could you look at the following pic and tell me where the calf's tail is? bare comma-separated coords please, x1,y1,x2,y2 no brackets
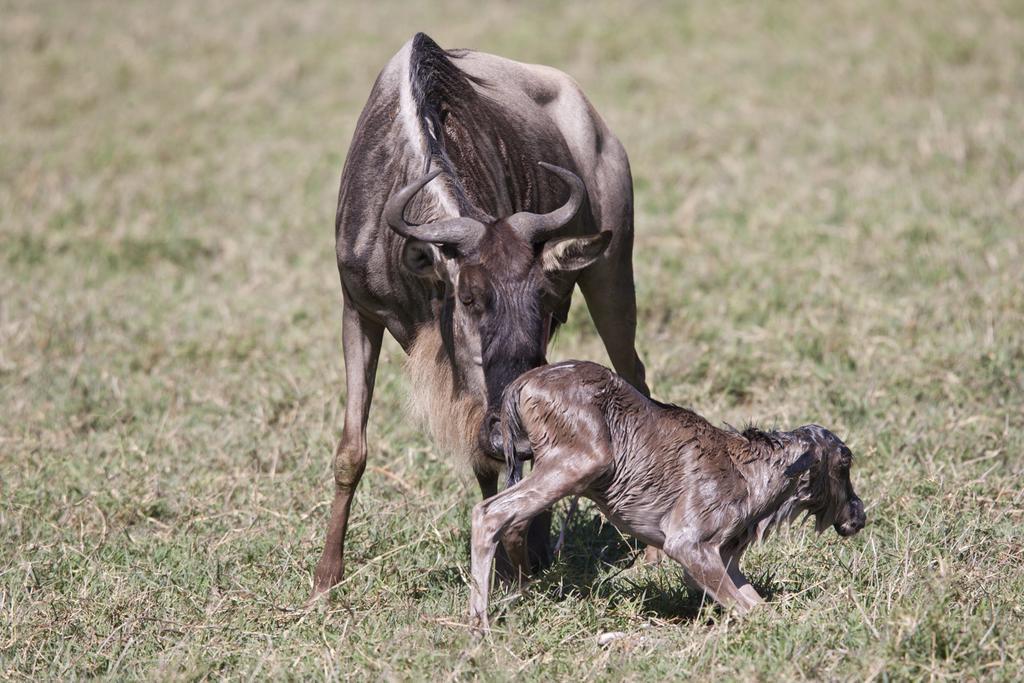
499,378,531,489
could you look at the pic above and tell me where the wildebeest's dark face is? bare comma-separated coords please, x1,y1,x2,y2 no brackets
788,425,866,537
448,224,610,415
384,163,610,454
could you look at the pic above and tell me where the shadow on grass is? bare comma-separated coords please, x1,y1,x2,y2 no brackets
488,508,787,624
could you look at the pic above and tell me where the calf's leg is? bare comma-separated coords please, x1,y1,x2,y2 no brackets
475,466,522,583
643,545,668,565
470,450,607,630
663,537,753,614
475,464,549,583
470,479,572,630
721,544,764,610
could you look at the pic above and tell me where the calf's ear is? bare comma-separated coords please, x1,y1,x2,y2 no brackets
402,240,446,281
784,440,818,477
784,451,816,477
541,231,611,274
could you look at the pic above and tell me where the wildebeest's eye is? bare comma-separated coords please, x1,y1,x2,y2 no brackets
458,289,474,306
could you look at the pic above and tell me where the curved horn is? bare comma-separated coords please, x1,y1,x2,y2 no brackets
383,169,484,248
508,162,586,243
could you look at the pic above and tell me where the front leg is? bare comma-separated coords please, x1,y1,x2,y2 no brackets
578,251,648,397
578,202,655,561
577,157,649,399
663,536,753,614
643,545,667,565
721,543,764,610
312,301,384,597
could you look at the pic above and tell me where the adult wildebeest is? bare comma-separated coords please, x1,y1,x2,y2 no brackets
313,33,649,596
469,361,866,629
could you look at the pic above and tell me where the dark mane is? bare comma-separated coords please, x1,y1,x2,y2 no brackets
408,33,551,222
409,33,488,217
740,423,784,448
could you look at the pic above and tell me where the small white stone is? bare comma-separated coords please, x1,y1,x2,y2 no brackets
597,631,627,646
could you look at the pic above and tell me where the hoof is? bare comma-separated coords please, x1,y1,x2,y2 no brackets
311,559,344,602
305,584,333,608
305,579,338,607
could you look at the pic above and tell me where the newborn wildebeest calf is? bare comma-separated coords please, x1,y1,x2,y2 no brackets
469,361,866,629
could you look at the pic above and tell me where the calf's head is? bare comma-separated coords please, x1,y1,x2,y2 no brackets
384,162,610,453
784,425,866,537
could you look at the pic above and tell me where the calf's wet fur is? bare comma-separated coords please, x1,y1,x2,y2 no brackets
469,361,866,630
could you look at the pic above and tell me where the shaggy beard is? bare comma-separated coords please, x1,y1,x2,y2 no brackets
755,497,830,543
405,326,487,466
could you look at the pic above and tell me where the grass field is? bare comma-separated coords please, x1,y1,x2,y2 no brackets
3,0,1023,679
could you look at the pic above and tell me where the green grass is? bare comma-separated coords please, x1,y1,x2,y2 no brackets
2,0,1023,679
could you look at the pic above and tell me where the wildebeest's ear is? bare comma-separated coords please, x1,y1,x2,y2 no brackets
402,240,445,281
541,231,611,274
